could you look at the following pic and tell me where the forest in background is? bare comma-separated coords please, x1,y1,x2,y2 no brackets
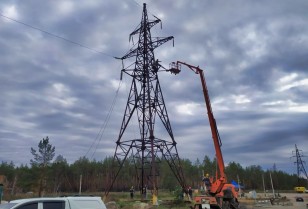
0,137,306,198
0,154,305,197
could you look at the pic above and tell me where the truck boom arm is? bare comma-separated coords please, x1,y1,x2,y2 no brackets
170,61,227,192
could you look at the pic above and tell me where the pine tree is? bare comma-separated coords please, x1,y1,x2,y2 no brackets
30,136,55,196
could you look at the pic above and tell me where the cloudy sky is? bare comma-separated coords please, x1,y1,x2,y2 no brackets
1,0,307,175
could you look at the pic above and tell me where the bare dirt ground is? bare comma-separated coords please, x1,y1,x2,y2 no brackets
239,193,308,209
2,193,307,209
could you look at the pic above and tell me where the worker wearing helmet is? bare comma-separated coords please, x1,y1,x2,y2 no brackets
202,173,211,194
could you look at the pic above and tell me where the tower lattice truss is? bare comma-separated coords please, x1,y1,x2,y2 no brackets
105,4,186,195
294,144,308,185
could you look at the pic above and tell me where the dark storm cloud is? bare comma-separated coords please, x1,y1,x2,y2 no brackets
0,0,307,175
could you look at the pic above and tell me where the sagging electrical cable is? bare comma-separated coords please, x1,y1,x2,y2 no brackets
0,12,116,58
85,78,123,159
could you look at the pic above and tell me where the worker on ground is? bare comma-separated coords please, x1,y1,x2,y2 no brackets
152,187,158,206
202,173,211,194
188,186,193,201
143,185,147,200
182,187,188,200
129,186,134,199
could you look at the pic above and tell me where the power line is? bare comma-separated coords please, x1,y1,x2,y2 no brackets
0,12,116,58
131,0,142,7
85,79,123,159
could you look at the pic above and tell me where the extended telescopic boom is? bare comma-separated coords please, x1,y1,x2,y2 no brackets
169,61,226,184
169,61,239,209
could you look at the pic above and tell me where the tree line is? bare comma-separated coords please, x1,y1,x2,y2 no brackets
0,137,304,197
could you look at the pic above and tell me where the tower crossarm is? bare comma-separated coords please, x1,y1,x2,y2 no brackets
152,36,174,49
129,18,161,38
120,48,138,60
119,36,173,60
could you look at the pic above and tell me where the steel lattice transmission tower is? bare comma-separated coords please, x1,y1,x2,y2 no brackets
105,3,186,196
293,144,308,186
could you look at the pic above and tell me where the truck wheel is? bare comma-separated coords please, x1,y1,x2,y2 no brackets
222,201,230,209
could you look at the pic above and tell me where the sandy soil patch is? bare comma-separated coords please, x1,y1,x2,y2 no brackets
239,193,308,209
